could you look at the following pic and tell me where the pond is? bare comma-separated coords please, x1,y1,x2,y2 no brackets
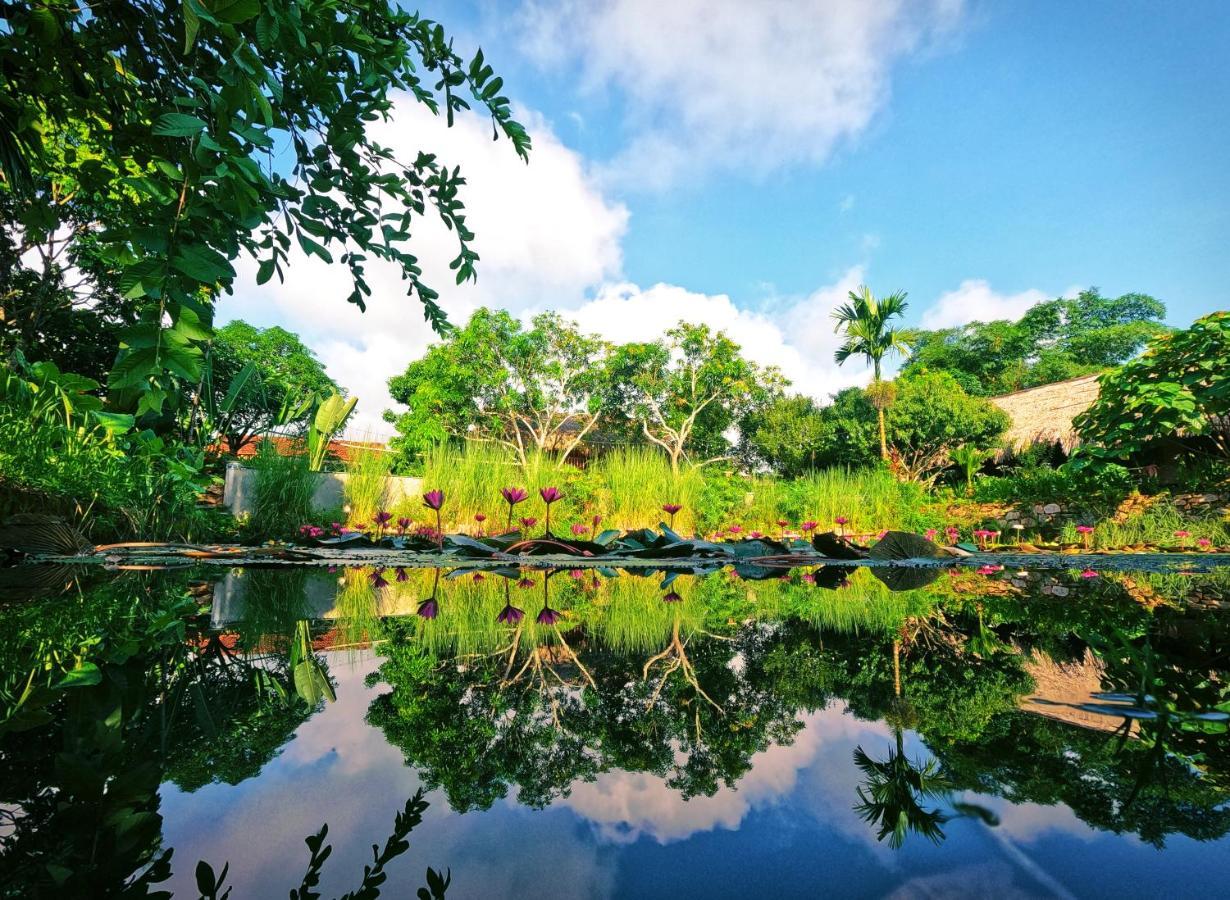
2,561,1229,898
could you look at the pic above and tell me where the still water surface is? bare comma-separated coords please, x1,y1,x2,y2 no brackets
2,562,1228,898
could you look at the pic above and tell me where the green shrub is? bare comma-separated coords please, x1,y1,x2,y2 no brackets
246,439,316,540
974,462,1134,513
343,446,392,527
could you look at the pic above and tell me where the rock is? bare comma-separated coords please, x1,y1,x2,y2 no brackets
1042,503,1062,515
1005,510,1020,521
1051,585,1070,597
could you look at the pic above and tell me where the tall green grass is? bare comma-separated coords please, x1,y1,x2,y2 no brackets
247,439,316,540
343,445,391,528
594,447,703,532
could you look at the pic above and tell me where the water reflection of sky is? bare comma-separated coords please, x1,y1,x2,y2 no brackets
157,649,1230,900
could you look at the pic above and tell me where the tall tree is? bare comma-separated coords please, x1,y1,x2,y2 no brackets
0,2,528,420
832,285,912,459
386,309,610,467
903,289,1169,396
207,321,339,454
607,323,783,475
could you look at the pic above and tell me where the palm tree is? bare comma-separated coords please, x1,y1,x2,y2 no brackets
832,285,912,459
852,726,951,849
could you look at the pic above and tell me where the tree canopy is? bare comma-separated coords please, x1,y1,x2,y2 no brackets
208,321,339,454
1074,311,1230,463
1,0,529,420
385,308,610,467
606,322,784,474
903,289,1168,396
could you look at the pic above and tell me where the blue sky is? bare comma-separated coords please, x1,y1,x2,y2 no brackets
225,0,1230,433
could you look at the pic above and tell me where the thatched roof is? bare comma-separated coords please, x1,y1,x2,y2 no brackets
989,373,1102,456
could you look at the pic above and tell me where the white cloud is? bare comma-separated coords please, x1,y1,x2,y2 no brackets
920,279,1051,330
516,0,966,187
220,98,628,435
555,266,876,402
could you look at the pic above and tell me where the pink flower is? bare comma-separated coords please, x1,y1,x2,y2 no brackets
749,530,763,539
1198,537,1212,548
570,523,588,536
801,573,816,584
369,568,389,588
801,521,818,533
834,516,848,525
536,606,562,625
1175,529,1191,538
662,503,683,516
395,567,408,582
539,486,562,504
727,524,743,535
475,513,487,523
497,604,524,624
662,590,682,603
501,487,529,505
776,519,789,528
517,576,536,589
422,490,444,510
1075,525,1095,534
924,529,938,541
1079,569,1099,579
396,517,411,535
520,516,538,530
569,569,584,579
417,599,439,619
472,572,485,582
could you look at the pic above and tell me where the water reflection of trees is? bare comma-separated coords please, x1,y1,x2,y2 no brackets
2,560,1229,891
365,564,1230,849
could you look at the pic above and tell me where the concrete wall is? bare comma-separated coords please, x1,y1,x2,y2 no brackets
223,462,422,518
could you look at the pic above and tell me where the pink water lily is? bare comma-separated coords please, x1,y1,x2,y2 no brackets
497,604,524,625
369,568,389,588
519,516,538,533
420,490,445,547
539,486,562,534
501,486,529,531
662,503,683,529
417,598,439,619
570,523,588,536
1079,569,1099,579
834,516,848,537
372,510,393,538
801,520,818,533
396,517,411,536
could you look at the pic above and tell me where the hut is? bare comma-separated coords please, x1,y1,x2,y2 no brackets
989,373,1102,459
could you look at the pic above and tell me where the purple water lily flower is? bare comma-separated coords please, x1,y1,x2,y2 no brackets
662,503,683,529
417,598,439,619
519,516,538,533
396,517,411,535
497,604,525,625
536,606,562,625
369,568,389,588
423,489,445,510
662,590,683,603
501,486,529,531
373,510,393,538
801,520,818,533
395,567,408,583
539,486,562,534
570,523,588,536
517,576,536,589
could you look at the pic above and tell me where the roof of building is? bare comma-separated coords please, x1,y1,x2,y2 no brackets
989,373,1103,456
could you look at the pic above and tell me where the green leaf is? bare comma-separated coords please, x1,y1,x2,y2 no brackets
152,113,208,138
55,662,102,689
171,243,234,284
256,258,276,285
214,0,260,24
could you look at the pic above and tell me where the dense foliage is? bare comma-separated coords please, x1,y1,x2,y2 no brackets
386,309,610,466
2,0,527,420
1074,311,1230,463
388,312,782,473
904,289,1168,396
209,321,338,454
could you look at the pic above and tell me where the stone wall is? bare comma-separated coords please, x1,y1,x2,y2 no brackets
222,462,423,518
